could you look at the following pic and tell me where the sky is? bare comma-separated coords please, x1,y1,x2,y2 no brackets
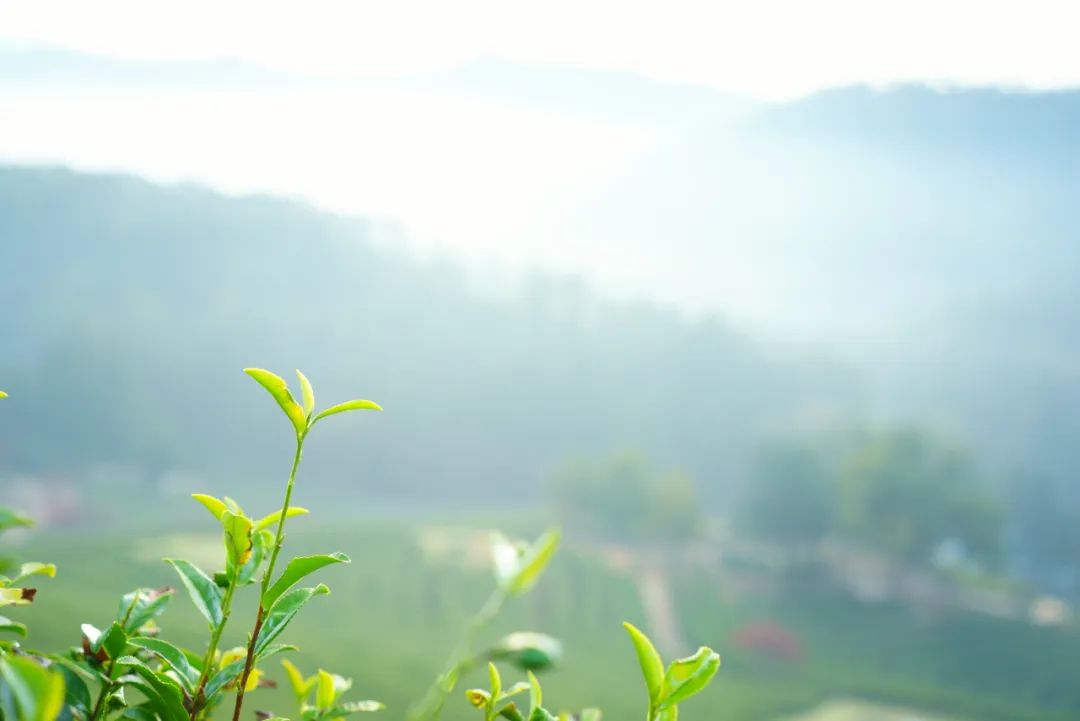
3,0,1080,99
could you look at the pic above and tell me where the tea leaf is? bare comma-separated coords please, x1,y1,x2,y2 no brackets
254,584,330,655
623,622,664,707
0,655,65,721
281,659,315,700
222,510,255,568
316,669,336,709
117,657,189,721
507,530,560,595
262,553,350,609
311,399,382,425
0,615,27,637
119,587,175,632
165,559,223,627
13,562,56,583
657,647,719,710
191,494,228,520
243,368,307,435
253,506,310,533
128,637,199,693
297,369,316,419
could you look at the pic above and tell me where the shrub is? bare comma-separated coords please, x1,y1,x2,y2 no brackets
0,375,719,721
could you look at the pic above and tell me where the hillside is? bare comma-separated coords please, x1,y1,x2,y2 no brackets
0,165,854,514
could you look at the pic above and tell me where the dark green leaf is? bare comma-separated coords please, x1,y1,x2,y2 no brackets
127,637,199,693
0,615,27,637
165,559,223,628
254,585,329,656
262,554,350,610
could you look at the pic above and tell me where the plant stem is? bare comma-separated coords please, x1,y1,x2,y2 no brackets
231,436,304,721
88,592,141,721
190,576,238,720
406,588,507,721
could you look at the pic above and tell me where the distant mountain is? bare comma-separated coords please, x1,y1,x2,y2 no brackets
0,165,854,511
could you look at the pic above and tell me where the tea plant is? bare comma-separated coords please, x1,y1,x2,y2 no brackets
0,373,722,721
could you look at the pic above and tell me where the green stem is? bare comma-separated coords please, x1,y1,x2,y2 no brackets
190,576,238,720
231,435,305,721
406,588,507,721
88,592,141,721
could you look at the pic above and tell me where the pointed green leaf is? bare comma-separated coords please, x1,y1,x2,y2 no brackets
311,399,382,425
657,648,720,710
165,559,223,628
0,615,27,636
204,658,245,701
527,672,541,717
0,655,65,721
127,637,199,693
254,584,330,655
262,553,350,610
192,494,228,520
222,510,254,568
116,657,188,721
244,368,307,435
98,622,128,662
623,622,664,707
297,370,316,419
507,529,560,595
253,506,310,533
281,659,315,700
488,663,502,712
316,669,336,709
0,391,6,398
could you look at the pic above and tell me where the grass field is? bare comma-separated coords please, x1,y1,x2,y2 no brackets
12,518,1080,721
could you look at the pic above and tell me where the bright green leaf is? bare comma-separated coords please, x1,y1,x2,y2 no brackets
297,370,315,419
311,399,382,425
527,672,541,717
657,648,719,710
0,588,34,607
222,510,254,568
0,655,65,721
243,368,307,435
316,669,336,709
253,507,310,533
262,553,349,610
281,659,314,700
192,494,228,520
13,563,56,583
623,622,665,708
165,559,223,628
0,508,32,534
98,622,128,662
507,530,560,595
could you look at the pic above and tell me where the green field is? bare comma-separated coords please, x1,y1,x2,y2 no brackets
14,519,1080,721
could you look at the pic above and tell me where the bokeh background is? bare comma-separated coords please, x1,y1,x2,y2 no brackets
3,3,1080,720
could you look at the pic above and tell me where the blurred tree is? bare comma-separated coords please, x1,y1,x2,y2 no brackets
839,428,1003,565
733,442,835,546
548,451,701,542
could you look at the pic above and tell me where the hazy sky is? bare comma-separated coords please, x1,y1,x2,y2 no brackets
3,0,1080,99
